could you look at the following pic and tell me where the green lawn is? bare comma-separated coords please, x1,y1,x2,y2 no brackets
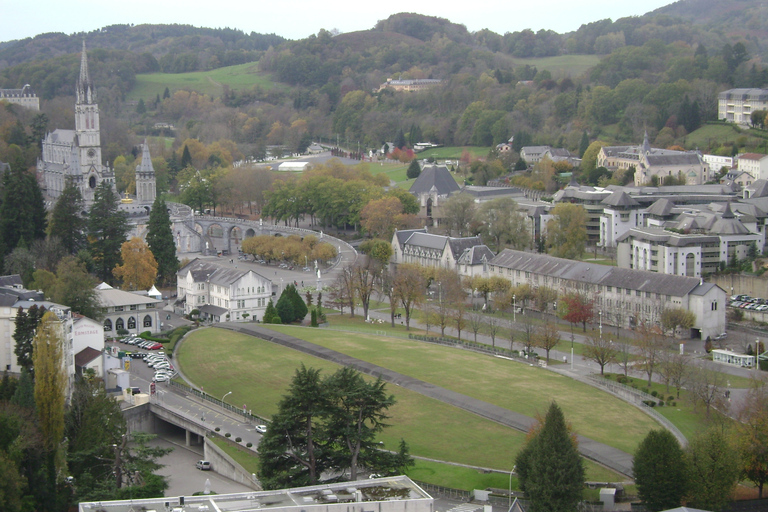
507,55,601,77
128,62,278,100
416,146,490,161
209,436,260,474
263,325,660,455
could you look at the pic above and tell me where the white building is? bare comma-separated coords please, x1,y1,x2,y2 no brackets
718,88,768,125
96,284,163,336
391,229,486,271
599,190,643,248
737,153,768,180
0,84,39,110
176,259,272,322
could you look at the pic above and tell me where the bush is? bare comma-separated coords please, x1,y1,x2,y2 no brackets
225,433,231,438
657,401,664,406
616,375,628,384
215,427,220,432
651,390,658,398
235,437,242,443
642,400,656,407
246,442,253,448
668,396,674,402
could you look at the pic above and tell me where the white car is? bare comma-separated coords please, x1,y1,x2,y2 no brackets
255,425,268,434
153,373,171,382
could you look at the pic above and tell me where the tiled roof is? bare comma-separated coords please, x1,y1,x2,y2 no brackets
74,347,102,367
409,165,461,195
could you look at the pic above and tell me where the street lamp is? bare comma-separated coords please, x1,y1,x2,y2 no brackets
509,465,516,508
222,391,232,404
599,310,602,340
513,294,516,323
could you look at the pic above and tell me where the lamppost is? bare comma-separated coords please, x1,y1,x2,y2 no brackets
599,310,602,340
513,294,516,323
509,465,516,508
222,391,232,405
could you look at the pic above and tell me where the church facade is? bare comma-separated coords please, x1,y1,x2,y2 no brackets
37,42,119,207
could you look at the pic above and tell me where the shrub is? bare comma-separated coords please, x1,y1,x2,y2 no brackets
215,427,220,432
651,390,658,398
668,396,674,402
642,400,656,407
235,437,242,443
658,401,664,407
616,375,628,384
246,442,253,448
225,433,231,438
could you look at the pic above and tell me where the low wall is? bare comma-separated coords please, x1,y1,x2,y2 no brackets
203,435,261,490
123,402,156,434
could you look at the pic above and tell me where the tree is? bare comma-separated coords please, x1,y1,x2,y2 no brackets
52,256,101,320
393,263,425,330
0,164,47,262
661,308,696,337
351,260,379,321
113,237,159,291
685,427,739,511
737,381,768,498
146,197,179,285
516,402,584,512
48,181,86,255
635,322,666,386
360,197,403,239
359,239,392,267
406,159,421,179
519,315,537,355
440,193,476,237
33,312,66,452
583,334,617,375
89,182,128,283
263,299,279,324
547,203,587,259
276,289,296,324
558,293,593,332
688,363,727,418
633,429,687,512
534,323,561,363
474,198,531,251
13,304,46,374
324,367,396,480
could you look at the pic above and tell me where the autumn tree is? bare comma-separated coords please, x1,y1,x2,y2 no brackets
393,263,425,330
34,312,67,453
535,322,561,363
52,256,101,320
635,321,666,387
432,268,463,335
360,197,404,239
440,193,476,237
661,308,696,337
546,203,587,259
351,259,379,320
474,197,531,251
113,237,159,291
688,363,727,418
558,293,593,332
737,381,768,498
583,333,617,375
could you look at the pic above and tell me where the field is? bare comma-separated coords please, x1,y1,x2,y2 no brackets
415,146,490,162
507,55,601,77
128,62,278,101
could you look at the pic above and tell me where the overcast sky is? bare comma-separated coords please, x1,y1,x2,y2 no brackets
2,0,674,44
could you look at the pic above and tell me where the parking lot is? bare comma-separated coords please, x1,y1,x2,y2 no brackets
729,294,768,312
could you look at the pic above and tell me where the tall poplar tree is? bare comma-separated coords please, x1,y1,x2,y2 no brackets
88,182,128,283
33,311,66,451
146,197,178,285
48,181,86,255
0,164,47,262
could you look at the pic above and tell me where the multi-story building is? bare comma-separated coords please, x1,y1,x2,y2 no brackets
0,84,39,110
176,259,272,322
408,164,460,226
718,88,768,125
737,153,768,180
96,283,163,336
487,249,726,339
391,229,487,271
599,190,643,248
520,146,551,165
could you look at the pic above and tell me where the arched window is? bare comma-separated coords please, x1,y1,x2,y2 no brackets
143,315,153,327
115,318,124,331
104,319,113,331
127,317,136,329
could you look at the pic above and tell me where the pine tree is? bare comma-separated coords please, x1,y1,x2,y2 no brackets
406,159,421,179
579,131,590,157
180,145,193,169
88,182,128,283
394,129,406,150
13,304,46,374
136,98,146,114
48,181,86,255
516,402,585,512
263,299,277,323
0,164,47,262
633,429,687,512
286,284,308,321
146,198,179,285
276,290,295,323
163,86,171,99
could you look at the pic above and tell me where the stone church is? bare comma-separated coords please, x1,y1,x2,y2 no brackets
37,42,157,208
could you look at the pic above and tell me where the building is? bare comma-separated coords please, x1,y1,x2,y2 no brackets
377,78,442,92
96,283,163,336
599,190,642,248
702,154,735,172
135,139,157,204
520,146,551,165
408,164,461,225
391,229,485,271
487,249,726,339
80,475,433,512
718,88,768,125
37,42,116,206
737,153,768,180
176,259,272,322
0,84,39,110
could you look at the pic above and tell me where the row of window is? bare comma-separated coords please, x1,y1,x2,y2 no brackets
113,304,146,312
103,315,153,331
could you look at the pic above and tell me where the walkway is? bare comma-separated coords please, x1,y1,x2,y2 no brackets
217,323,636,477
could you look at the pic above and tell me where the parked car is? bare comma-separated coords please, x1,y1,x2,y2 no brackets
714,332,727,340
255,425,268,434
196,460,211,471
153,373,170,382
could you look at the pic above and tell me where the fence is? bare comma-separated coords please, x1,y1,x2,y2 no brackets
412,481,471,502
169,379,269,425
585,375,687,446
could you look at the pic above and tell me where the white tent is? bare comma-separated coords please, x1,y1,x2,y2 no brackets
147,285,162,300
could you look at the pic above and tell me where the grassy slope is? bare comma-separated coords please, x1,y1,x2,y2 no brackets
127,62,277,100
508,55,601,77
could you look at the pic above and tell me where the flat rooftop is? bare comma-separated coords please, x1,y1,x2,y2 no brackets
79,475,433,512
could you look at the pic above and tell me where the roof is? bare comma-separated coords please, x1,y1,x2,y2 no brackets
745,179,768,198
409,165,460,196
645,198,675,216
199,304,228,316
178,258,268,287
457,245,495,265
490,249,708,297
738,152,768,161
447,236,484,258
644,152,703,166
0,274,23,288
602,190,640,208
74,347,102,367
96,288,162,308
403,232,449,250
394,228,427,249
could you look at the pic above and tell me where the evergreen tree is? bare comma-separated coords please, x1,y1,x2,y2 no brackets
48,181,86,255
394,129,406,150
0,164,47,262
180,145,193,169
163,87,171,99
11,368,35,409
146,198,179,285
263,299,278,323
276,290,296,323
516,402,584,512
13,304,46,374
286,284,308,321
634,429,687,512
578,131,590,157
88,182,128,283
136,98,146,114
406,159,421,179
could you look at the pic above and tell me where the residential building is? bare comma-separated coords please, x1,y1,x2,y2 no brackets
457,245,494,277
37,42,116,206
520,146,551,165
487,249,726,339
176,259,272,322
542,147,581,167
552,183,612,244
599,190,643,248
737,153,768,180
721,170,754,189
0,84,39,110
718,88,768,125
377,78,442,92
391,229,487,270
96,283,163,335
702,154,735,172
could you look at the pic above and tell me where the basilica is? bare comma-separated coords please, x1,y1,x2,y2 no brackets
37,42,156,208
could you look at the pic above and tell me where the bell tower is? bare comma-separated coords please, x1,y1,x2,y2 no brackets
74,40,103,200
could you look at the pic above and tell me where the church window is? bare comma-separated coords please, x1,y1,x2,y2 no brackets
127,317,136,329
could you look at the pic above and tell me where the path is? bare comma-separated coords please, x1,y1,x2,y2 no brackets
217,323,636,477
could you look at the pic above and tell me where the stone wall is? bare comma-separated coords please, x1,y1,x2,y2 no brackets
203,435,261,490
709,274,768,299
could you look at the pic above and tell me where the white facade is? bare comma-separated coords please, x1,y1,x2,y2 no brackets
600,206,643,248
703,154,734,172
718,88,768,125
97,286,163,336
737,153,768,180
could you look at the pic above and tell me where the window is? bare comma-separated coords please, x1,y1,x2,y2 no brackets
636,290,641,296
114,306,124,312
143,315,152,327
115,318,124,331
104,319,112,331
130,305,137,310
127,317,136,329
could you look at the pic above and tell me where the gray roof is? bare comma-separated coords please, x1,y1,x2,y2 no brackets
409,165,460,196
46,129,75,145
199,304,228,316
0,274,23,288
403,232,450,250
394,228,427,249
617,227,720,247
0,293,18,307
602,190,640,207
745,179,768,198
458,245,495,265
96,288,162,308
719,88,768,101
447,236,484,259
645,198,675,216
178,258,268,286
644,153,703,166
490,249,707,297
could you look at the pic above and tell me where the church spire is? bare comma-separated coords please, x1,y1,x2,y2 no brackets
77,40,94,104
79,40,89,85
138,139,155,175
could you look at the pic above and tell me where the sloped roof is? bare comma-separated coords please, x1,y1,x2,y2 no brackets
394,228,427,249
458,245,495,265
739,152,768,161
0,274,23,288
447,236,483,258
745,179,768,198
178,258,268,287
644,152,702,166
645,198,675,216
96,288,162,308
199,304,228,316
602,190,640,207
74,347,102,367
408,165,460,195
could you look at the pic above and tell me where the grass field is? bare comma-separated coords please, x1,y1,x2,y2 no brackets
177,327,627,488
507,55,601,77
415,147,490,162
128,62,277,101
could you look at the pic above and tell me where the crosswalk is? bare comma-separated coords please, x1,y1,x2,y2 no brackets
446,504,482,512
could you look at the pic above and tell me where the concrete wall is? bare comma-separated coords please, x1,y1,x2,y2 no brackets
123,402,156,433
203,435,261,490
710,274,768,299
